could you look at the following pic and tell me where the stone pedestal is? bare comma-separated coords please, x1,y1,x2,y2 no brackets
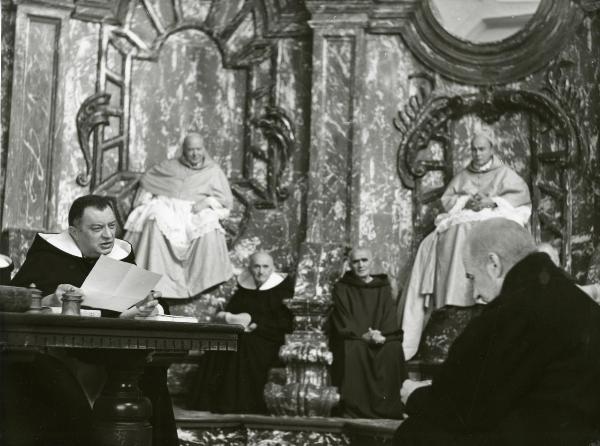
264,298,339,416
264,242,346,416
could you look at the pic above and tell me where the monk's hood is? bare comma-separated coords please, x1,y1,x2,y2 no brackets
39,230,131,260
237,270,285,290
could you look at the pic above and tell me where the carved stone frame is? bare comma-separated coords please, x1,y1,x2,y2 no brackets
401,0,584,85
395,62,588,273
74,0,302,234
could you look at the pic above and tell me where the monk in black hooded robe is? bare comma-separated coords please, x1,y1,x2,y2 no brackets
395,219,600,446
330,248,406,419
188,251,293,413
8,195,176,446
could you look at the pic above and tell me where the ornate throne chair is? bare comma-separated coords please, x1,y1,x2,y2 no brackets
395,63,590,377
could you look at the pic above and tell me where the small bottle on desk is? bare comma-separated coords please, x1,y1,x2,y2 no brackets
26,283,45,314
61,289,83,316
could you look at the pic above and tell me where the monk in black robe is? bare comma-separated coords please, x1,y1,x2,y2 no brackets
8,195,176,446
395,219,600,446
330,247,406,419
188,251,293,414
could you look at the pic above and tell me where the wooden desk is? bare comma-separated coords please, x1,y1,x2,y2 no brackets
0,312,242,446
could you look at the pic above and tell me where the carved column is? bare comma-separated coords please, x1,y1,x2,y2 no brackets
2,1,73,232
264,243,344,416
263,1,372,417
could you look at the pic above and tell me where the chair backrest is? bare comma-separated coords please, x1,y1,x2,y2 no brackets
395,77,581,273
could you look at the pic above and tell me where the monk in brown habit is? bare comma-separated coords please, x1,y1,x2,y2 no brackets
330,247,406,419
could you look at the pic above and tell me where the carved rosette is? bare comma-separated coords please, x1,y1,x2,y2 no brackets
264,297,340,417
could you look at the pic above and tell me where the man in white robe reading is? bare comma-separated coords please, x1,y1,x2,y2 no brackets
401,131,532,359
125,133,234,297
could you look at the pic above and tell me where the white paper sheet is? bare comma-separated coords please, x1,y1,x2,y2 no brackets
80,255,163,313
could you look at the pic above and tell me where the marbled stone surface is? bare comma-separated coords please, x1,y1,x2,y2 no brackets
129,30,245,175
0,2,15,226
355,34,421,297
4,14,61,230
307,33,357,245
1,1,599,421
246,428,348,445
55,19,99,227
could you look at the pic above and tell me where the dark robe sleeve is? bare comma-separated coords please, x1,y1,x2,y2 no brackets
330,283,364,340
405,294,557,433
224,289,245,314
11,251,56,296
378,287,403,341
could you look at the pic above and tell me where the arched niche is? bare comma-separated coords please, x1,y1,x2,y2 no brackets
76,0,298,236
401,0,585,85
394,61,589,273
126,29,246,174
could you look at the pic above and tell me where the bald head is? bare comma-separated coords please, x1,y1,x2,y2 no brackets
249,251,274,287
349,247,373,281
464,219,536,302
183,132,202,147
182,133,206,167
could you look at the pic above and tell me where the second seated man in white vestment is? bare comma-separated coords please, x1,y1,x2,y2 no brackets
124,133,234,297
401,132,532,359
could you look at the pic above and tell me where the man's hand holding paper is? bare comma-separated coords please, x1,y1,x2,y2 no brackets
80,255,163,313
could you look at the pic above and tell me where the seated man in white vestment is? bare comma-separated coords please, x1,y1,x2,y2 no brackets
401,131,532,359
125,133,234,297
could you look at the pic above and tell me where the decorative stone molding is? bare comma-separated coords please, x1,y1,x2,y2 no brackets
400,0,585,85
75,92,120,187
264,300,339,417
74,0,301,212
263,242,345,417
235,105,298,208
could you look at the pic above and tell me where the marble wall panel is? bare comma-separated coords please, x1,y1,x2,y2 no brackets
4,12,62,230
551,18,600,278
54,19,99,229
130,1,158,46
2,9,99,234
354,34,421,297
206,0,245,34
128,30,245,176
274,37,312,256
180,0,211,23
0,2,16,226
225,13,255,55
306,35,356,244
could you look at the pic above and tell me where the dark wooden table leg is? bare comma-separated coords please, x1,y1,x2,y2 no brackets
91,350,153,446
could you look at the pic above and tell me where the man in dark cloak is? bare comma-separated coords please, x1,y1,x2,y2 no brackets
330,247,406,419
188,251,293,414
8,195,177,446
395,219,600,446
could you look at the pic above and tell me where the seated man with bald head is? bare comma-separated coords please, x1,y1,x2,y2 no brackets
330,247,406,418
188,251,293,414
124,132,233,297
401,131,532,359
395,219,600,445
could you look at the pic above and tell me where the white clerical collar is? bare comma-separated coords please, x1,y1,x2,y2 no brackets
469,155,499,173
237,270,285,290
39,230,131,260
